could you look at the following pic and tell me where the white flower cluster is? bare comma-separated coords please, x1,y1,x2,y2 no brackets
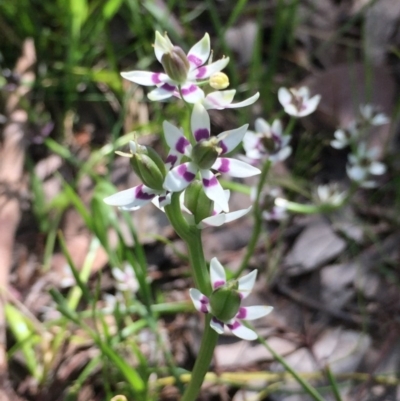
331,104,389,188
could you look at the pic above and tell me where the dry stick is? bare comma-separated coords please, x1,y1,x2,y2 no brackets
0,38,36,401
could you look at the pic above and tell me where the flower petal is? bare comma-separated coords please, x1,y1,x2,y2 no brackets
104,184,157,208
270,146,292,163
212,190,231,214
255,118,270,134
191,103,210,142
369,161,386,175
197,214,226,229
148,83,176,101
189,288,210,313
243,131,261,153
299,94,321,117
121,71,170,86
164,162,197,192
347,165,367,182
187,33,210,69
200,169,229,212
278,87,291,107
111,267,126,282
222,206,252,224
238,270,257,299
152,192,171,209
163,121,191,155
271,119,283,136
212,158,261,178
203,90,236,110
210,317,225,334
179,84,205,103
188,57,230,80
217,124,248,154
210,257,227,289
227,320,257,340
154,31,174,63
236,305,273,321
226,92,259,109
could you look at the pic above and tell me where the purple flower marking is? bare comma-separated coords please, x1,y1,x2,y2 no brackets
178,164,196,182
218,158,230,173
194,128,210,142
181,84,197,95
135,185,155,200
213,280,225,290
227,321,241,330
176,136,190,153
219,141,228,154
272,133,282,148
151,73,162,84
188,54,202,66
196,66,207,78
202,175,218,188
166,154,178,166
200,296,209,313
236,307,247,319
212,317,223,326
161,82,176,92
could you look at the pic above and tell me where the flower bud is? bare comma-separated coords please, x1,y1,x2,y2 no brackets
130,145,166,191
209,283,241,322
161,46,190,83
184,181,214,224
209,72,229,89
191,139,219,169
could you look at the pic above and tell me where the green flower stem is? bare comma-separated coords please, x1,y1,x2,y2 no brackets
181,315,219,401
235,159,272,279
165,192,217,400
284,116,296,136
164,193,210,295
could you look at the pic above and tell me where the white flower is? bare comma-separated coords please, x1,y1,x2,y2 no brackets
347,143,386,188
163,103,260,212
330,121,359,149
121,32,229,103
111,264,139,293
359,104,389,126
243,118,291,163
189,258,273,340
314,184,347,207
278,86,321,117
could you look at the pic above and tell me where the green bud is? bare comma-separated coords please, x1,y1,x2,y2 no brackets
209,283,241,322
184,181,213,224
191,139,220,169
161,46,190,83
130,146,166,191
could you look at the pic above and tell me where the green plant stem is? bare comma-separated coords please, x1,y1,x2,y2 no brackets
235,159,271,278
165,192,218,400
165,193,210,295
186,228,211,295
181,315,219,401
258,336,326,401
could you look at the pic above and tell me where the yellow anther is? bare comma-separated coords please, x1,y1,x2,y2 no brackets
209,72,229,89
